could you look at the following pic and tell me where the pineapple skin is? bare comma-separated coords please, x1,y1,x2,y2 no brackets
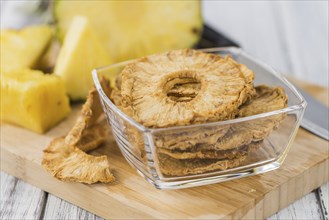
54,0,203,62
54,16,112,101
0,25,53,73
1,69,71,133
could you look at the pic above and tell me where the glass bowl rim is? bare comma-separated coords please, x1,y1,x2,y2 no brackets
92,47,307,134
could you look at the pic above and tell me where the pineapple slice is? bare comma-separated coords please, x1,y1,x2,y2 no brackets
0,25,53,73
54,1,202,62
36,39,61,72
1,69,71,133
54,16,112,100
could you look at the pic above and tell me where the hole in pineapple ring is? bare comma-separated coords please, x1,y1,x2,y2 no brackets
163,70,201,102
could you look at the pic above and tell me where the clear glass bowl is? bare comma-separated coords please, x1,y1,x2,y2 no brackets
92,47,306,189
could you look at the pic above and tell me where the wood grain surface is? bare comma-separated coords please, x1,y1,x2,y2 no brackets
1,1,328,219
1,78,328,219
0,172,47,219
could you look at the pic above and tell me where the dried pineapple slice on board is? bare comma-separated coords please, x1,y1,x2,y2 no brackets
43,136,114,184
42,77,115,184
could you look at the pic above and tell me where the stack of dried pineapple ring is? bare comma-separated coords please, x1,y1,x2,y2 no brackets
120,49,255,127
112,49,288,176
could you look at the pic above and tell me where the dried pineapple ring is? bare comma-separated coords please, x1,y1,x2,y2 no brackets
158,85,288,152
42,77,115,184
120,49,255,128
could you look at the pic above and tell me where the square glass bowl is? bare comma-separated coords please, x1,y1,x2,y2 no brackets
92,47,306,189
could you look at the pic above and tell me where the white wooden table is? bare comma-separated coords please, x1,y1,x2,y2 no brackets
1,1,328,219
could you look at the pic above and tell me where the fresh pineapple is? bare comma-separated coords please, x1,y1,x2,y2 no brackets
54,16,112,101
36,39,61,72
54,1,202,62
1,69,71,133
0,25,53,73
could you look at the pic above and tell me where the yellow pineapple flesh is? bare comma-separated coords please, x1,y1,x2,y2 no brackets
54,16,112,101
54,1,202,62
0,25,53,73
1,69,71,133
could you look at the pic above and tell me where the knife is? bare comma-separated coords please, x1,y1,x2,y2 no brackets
294,86,329,140
197,24,329,141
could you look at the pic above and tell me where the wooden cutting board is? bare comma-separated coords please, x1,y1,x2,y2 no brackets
1,78,328,219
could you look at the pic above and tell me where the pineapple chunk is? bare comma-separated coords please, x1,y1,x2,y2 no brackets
54,1,202,62
0,25,53,73
54,16,112,100
1,69,71,133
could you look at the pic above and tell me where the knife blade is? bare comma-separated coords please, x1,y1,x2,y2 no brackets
293,85,329,140
198,24,329,140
